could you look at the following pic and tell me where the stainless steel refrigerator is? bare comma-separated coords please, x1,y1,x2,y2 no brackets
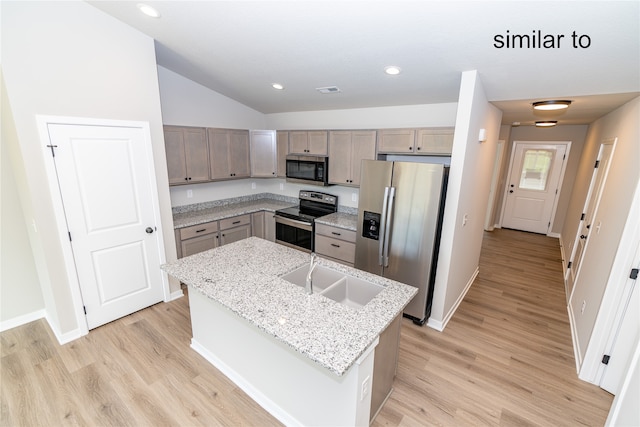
355,160,448,325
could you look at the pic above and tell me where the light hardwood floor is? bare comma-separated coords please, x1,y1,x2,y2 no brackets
1,229,613,426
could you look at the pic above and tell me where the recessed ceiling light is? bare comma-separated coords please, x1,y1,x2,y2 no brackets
272,83,284,90
137,3,161,18
532,100,571,111
384,66,402,75
535,121,558,127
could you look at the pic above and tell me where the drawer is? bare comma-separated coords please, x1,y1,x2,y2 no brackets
315,234,355,264
315,223,356,242
220,214,251,230
180,221,219,240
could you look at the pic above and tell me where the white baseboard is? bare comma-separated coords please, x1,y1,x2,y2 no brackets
567,303,582,373
427,267,479,332
548,232,561,239
45,314,84,345
191,339,301,427
167,289,184,302
0,309,46,333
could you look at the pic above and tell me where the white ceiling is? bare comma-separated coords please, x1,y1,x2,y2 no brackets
88,1,639,125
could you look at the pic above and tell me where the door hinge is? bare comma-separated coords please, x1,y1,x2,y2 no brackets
83,306,87,315
567,261,572,269
563,154,566,160
594,160,600,168
68,232,72,242
631,268,639,280
46,144,58,157
602,354,610,365
555,189,558,194
580,213,586,220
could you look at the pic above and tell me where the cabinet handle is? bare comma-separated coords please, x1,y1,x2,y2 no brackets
232,221,241,225
195,229,206,233
185,177,189,181
417,147,421,150
331,243,340,248
331,232,342,236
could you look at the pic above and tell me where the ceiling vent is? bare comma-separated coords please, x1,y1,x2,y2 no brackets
316,86,341,94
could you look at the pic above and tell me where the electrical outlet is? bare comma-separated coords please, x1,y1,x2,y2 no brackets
279,183,284,190
187,190,193,199
352,193,357,202
462,213,468,226
251,182,256,190
360,376,370,401
581,300,586,314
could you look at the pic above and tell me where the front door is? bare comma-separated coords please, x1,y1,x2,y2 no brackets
501,142,568,234
47,123,166,329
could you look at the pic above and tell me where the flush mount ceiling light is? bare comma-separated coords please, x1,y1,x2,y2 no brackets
535,120,558,127
384,66,402,75
532,100,572,111
316,86,341,94
137,3,161,18
272,83,284,90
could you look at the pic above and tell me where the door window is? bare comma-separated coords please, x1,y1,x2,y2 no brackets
519,149,554,191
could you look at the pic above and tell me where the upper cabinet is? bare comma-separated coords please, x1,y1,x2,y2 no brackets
288,131,328,155
250,130,277,178
276,131,289,177
378,127,454,155
164,126,210,185
328,130,376,186
415,128,455,155
208,128,250,180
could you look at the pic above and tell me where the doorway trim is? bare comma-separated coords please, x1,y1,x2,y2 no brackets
499,140,571,236
36,115,169,343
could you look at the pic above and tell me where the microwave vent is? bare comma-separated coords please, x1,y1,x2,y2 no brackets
316,86,341,94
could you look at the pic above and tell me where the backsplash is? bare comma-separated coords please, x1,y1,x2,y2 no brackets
172,192,357,216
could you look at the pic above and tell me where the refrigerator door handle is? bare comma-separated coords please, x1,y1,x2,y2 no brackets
378,186,390,266
383,186,395,267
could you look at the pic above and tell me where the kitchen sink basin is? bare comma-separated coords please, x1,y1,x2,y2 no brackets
280,265,345,292
320,276,384,309
281,265,384,309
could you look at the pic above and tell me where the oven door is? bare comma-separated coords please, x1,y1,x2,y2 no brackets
275,215,313,252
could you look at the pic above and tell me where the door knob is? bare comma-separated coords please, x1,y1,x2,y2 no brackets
146,227,154,234
580,234,587,239
509,190,514,193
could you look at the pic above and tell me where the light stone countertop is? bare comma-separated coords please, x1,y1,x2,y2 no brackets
172,198,295,229
314,212,358,231
161,237,417,376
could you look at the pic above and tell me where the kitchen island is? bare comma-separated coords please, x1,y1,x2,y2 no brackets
161,237,416,426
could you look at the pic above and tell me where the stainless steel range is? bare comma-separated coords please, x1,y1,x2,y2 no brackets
275,190,338,252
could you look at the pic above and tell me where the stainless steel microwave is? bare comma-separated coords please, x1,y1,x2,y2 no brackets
285,155,329,186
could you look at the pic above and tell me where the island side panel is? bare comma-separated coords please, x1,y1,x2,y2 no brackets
188,287,376,427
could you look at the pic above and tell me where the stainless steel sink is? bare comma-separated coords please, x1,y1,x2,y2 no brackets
280,265,345,292
281,265,384,309
321,276,384,309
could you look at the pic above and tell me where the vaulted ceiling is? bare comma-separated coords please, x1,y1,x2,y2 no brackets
89,1,639,125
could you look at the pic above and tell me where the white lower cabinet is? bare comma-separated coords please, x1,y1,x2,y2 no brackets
314,223,356,266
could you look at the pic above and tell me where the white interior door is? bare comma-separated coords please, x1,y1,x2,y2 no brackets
501,142,568,234
47,123,165,329
566,139,616,297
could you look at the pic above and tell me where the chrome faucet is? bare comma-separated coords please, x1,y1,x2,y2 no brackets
306,252,319,295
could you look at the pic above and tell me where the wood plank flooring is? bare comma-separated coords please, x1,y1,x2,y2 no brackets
1,229,613,426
